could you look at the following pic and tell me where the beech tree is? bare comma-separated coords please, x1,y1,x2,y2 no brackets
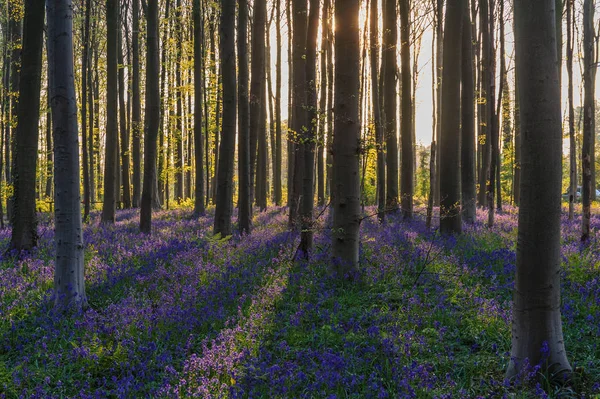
47,0,88,310
10,0,44,251
102,0,119,223
140,0,161,234
214,0,236,237
399,0,413,219
331,0,360,277
582,0,595,241
238,0,251,233
383,0,398,211
193,0,205,216
440,0,463,235
507,0,572,379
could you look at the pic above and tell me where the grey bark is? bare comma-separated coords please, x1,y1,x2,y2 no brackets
507,0,572,379
47,0,88,310
193,0,205,216
383,0,398,211
331,0,361,277
399,0,413,219
582,0,595,241
238,0,251,233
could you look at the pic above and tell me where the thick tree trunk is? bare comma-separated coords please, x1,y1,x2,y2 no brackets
440,0,463,235
7,2,22,222
132,0,142,208
461,0,476,224
383,0,398,211
140,0,160,234
237,0,251,233
11,0,44,251
102,0,119,223
582,0,595,241
399,0,413,219
507,0,571,379
213,0,236,237
332,0,361,277
47,0,88,310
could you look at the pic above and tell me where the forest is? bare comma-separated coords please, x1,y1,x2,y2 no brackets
0,0,599,397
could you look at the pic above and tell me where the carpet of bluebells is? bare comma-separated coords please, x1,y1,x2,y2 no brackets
0,205,599,398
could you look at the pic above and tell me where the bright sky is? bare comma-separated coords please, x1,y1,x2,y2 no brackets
268,2,599,149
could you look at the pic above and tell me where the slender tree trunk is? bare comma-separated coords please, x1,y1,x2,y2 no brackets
300,0,319,256
317,0,329,207
46,82,53,199
118,17,131,209
513,75,521,207
399,0,413,219
11,0,44,251
487,0,498,226
274,0,283,206
102,0,118,223
370,0,385,223
174,0,184,202
478,0,491,208
193,0,205,216
434,0,443,207
582,0,595,241
567,0,576,220
238,0,251,233
289,0,307,228
81,0,92,220
461,0,476,224
332,0,361,277
440,0,463,235
47,0,88,310
325,0,334,201
132,0,141,208
140,0,160,233
7,1,22,222
507,0,572,379
383,0,398,211
214,0,236,237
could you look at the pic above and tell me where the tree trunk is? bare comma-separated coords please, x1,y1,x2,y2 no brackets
399,0,413,219
461,0,476,224
274,0,283,206
434,0,443,207
567,0,576,220
331,0,361,277
478,0,491,208
81,0,92,220
383,0,398,211
582,0,595,241
193,0,205,216
440,0,463,235
11,0,44,251
213,0,236,237
289,0,307,228
238,0,251,233
132,0,141,208
174,0,184,202
7,1,22,222
507,0,572,379
140,0,160,234
118,16,131,209
102,0,118,223
250,0,266,211
300,0,319,256
325,0,334,201
317,0,329,207
47,0,88,311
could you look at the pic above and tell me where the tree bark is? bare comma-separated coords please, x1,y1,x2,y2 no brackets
461,0,476,224
237,0,251,233
213,0,236,237
300,0,319,256
102,0,119,223
47,0,88,311
132,0,141,208
81,0,92,220
399,0,413,219
274,0,283,206
567,0,576,220
118,15,131,209
370,0,385,223
383,0,398,211
140,0,161,234
193,0,205,216
332,0,361,277
11,0,44,251
507,0,572,379
440,0,463,235
582,0,595,241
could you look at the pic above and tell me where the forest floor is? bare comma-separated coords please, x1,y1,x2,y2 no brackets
0,205,598,398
